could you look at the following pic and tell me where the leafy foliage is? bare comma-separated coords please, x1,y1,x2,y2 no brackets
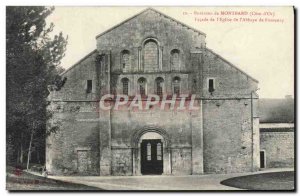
6,6,67,165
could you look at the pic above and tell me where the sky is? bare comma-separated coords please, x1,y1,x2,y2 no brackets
46,6,294,98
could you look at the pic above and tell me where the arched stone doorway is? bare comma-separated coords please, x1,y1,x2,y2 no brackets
131,127,171,175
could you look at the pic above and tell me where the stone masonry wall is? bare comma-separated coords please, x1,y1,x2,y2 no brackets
47,8,259,176
260,130,294,168
96,9,206,73
49,50,99,101
202,49,258,98
203,99,258,173
109,101,199,175
46,101,100,175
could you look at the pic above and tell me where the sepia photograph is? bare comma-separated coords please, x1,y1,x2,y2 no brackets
6,6,295,191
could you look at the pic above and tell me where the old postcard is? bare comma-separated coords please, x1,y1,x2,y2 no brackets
6,6,294,191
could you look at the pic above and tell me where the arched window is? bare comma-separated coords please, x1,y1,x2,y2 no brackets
143,39,159,71
155,77,164,97
170,49,180,71
121,50,130,71
121,78,129,95
138,77,147,96
172,76,181,95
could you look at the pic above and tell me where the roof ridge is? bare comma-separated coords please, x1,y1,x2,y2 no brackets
95,7,206,39
206,48,259,83
60,49,98,76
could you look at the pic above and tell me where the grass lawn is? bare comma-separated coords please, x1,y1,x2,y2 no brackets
220,171,295,190
6,166,103,191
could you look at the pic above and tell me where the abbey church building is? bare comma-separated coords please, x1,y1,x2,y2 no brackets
46,8,260,176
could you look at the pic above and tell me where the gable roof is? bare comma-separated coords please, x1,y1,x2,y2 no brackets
63,8,258,85
206,48,259,83
60,49,97,76
95,7,206,39
259,98,294,123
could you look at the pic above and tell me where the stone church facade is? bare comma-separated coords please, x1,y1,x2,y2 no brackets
46,8,260,176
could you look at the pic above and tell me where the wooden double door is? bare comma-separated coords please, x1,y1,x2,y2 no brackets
141,139,163,175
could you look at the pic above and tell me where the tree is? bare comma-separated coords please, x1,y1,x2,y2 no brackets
6,6,67,169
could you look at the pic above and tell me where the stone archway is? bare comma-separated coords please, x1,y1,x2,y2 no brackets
131,126,171,175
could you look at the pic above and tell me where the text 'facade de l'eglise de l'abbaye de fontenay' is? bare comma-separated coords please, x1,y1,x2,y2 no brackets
46,8,260,176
